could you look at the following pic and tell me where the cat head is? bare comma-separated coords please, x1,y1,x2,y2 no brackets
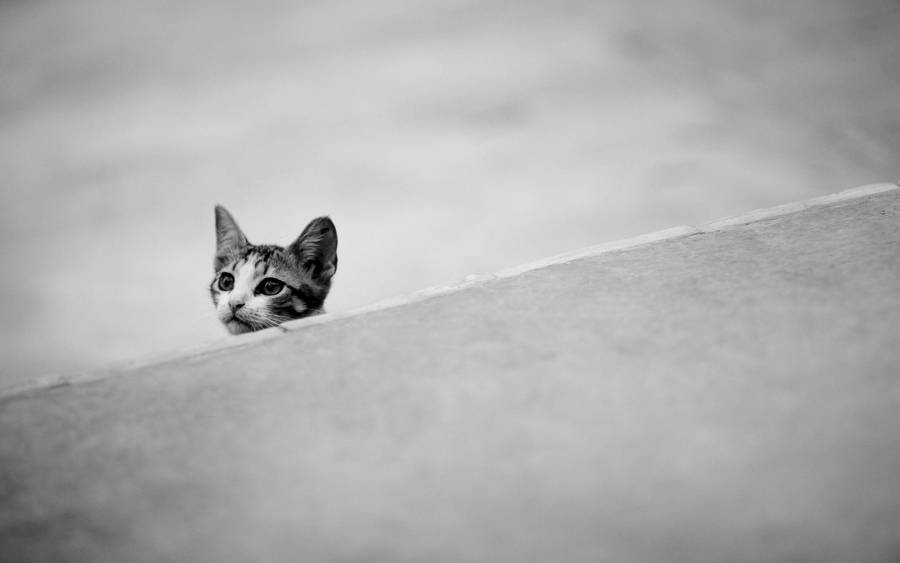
210,205,338,334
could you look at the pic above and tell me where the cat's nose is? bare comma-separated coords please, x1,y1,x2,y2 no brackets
229,299,245,313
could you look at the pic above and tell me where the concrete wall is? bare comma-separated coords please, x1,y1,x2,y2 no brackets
2,184,899,562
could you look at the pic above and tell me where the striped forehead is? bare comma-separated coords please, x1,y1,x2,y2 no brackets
237,253,271,274
229,253,269,294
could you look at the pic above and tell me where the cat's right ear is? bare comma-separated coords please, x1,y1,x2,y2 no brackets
214,205,249,270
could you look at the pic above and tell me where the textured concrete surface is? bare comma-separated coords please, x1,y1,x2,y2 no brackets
2,187,899,562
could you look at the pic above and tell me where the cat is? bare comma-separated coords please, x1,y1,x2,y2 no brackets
210,205,338,334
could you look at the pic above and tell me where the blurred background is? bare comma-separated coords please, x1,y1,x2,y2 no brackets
1,0,897,389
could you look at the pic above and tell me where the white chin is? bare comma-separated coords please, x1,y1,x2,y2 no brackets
225,319,254,335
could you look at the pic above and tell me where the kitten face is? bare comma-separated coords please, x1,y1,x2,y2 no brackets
210,205,337,334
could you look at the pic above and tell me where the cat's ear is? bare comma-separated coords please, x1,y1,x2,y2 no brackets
288,216,338,284
214,205,249,269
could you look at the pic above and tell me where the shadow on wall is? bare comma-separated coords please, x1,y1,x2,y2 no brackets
0,0,898,387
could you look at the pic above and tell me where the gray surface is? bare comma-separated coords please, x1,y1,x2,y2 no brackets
2,190,900,562
3,0,900,387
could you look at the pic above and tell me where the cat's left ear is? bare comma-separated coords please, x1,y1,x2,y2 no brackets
214,205,249,269
288,216,338,284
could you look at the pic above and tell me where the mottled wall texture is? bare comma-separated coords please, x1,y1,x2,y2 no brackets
2,0,898,387
2,188,898,562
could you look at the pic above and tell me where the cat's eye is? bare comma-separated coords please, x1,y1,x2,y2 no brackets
217,273,234,291
257,278,285,296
